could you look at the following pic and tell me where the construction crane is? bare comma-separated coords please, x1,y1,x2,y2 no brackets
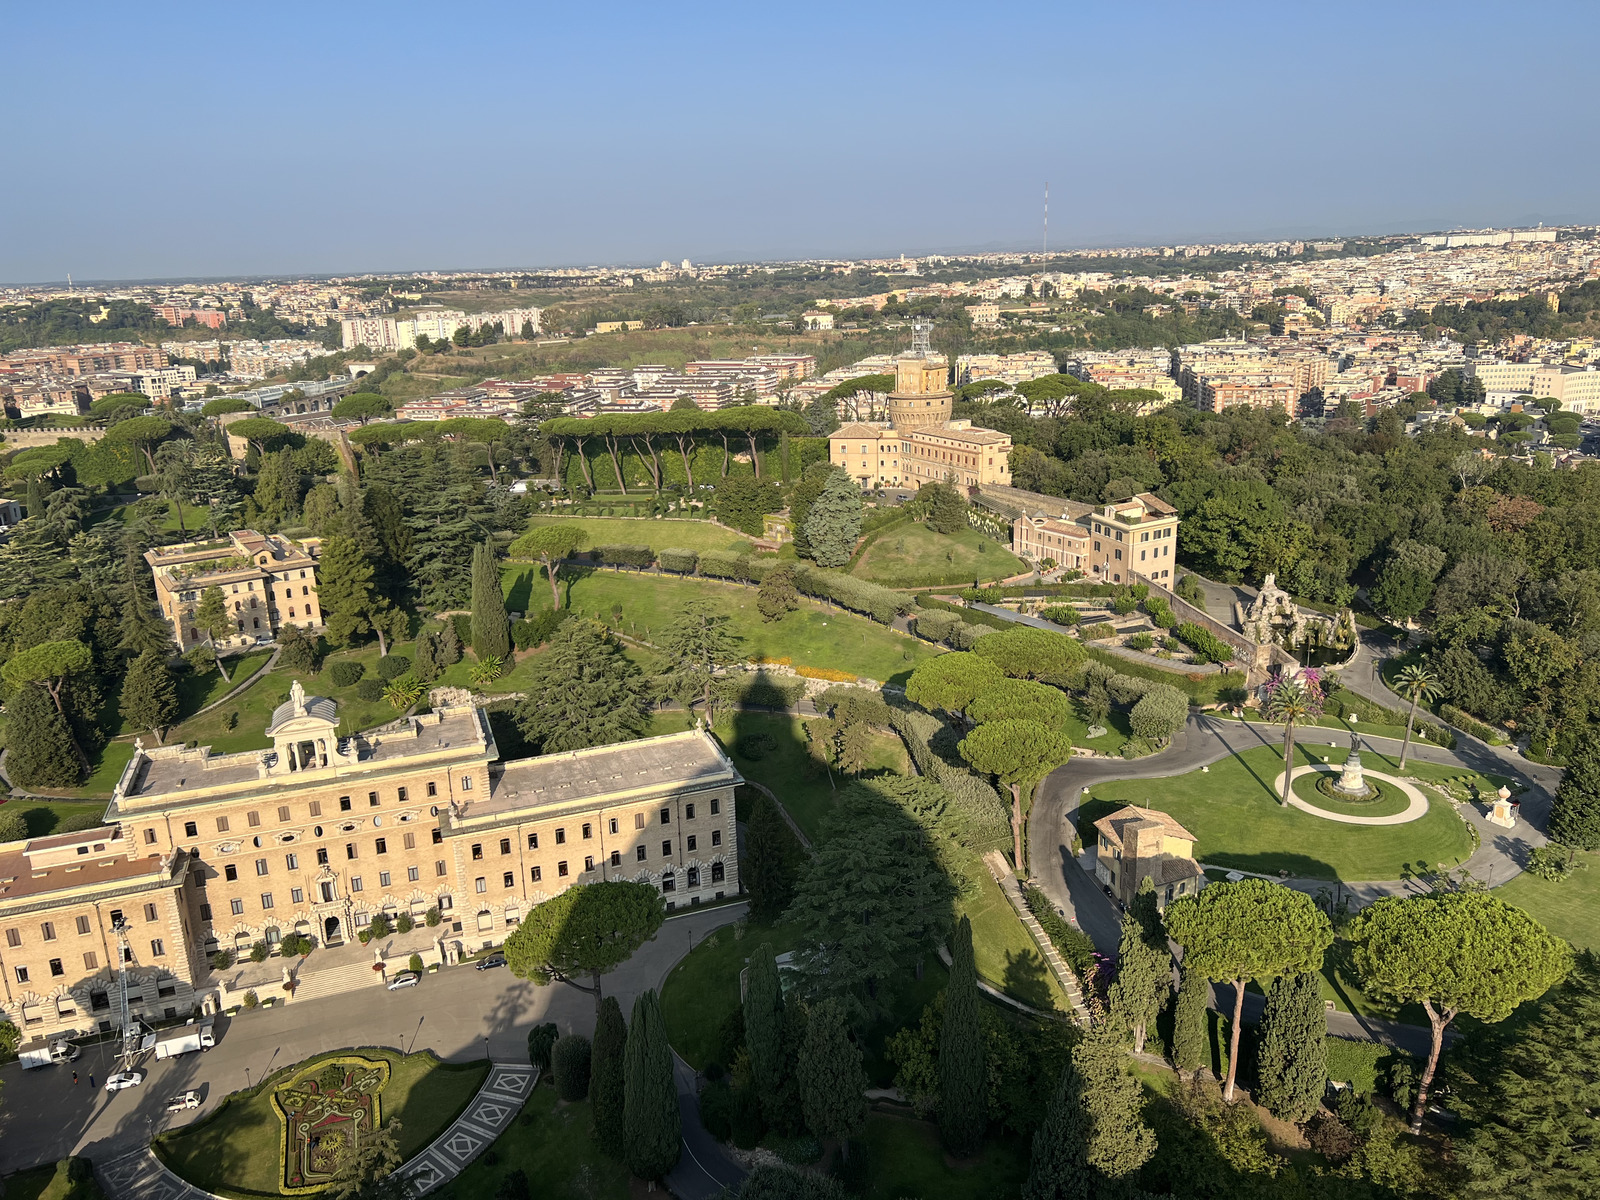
110,915,141,1071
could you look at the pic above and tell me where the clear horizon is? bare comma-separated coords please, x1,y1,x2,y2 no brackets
4,0,1597,284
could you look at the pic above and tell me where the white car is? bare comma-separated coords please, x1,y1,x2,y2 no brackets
105,1071,143,1092
166,1091,201,1112
386,970,421,991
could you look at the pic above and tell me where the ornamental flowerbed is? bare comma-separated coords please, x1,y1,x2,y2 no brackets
272,1054,391,1193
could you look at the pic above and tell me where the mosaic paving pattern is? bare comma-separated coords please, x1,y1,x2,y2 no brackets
96,1061,537,1200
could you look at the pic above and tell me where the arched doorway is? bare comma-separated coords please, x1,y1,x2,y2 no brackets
323,916,341,944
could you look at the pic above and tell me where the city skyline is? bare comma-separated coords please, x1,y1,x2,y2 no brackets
5,0,1599,282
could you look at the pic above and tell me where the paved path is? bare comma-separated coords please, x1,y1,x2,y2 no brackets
1273,765,1429,825
0,903,747,1178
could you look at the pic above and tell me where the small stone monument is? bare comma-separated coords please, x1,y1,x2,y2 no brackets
1332,736,1367,796
1488,785,1516,828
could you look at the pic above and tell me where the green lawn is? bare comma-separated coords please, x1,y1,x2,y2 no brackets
960,845,1066,1011
431,1089,628,1200
1290,771,1413,818
503,568,937,685
155,1048,488,1199
859,1112,1029,1200
0,1161,104,1200
851,523,1024,589
1081,743,1476,881
513,514,754,557
1496,850,1600,951
1063,708,1134,755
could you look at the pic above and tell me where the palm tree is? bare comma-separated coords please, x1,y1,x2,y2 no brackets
1393,663,1440,770
1263,671,1324,806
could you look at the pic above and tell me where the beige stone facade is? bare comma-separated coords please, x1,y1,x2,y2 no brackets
1084,493,1179,585
1091,804,1203,909
146,530,323,652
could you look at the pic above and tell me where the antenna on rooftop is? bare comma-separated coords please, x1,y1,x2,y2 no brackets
911,320,934,358
1043,182,1049,257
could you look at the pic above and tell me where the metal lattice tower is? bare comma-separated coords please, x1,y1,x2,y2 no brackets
111,916,136,1069
910,320,933,358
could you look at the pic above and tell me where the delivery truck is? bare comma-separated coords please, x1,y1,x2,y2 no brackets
152,1020,215,1060
18,1039,80,1069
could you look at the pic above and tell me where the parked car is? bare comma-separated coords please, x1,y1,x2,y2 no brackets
166,1091,201,1112
386,970,421,991
475,953,507,971
105,1071,143,1092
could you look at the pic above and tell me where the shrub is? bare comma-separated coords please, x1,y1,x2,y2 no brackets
243,990,259,1009
527,1022,560,1072
593,544,655,570
355,678,385,702
376,655,412,682
249,940,269,963
514,607,569,650
699,1078,734,1141
396,912,414,933
1440,703,1508,745
279,932,312,957
959,587,1001,604
425,906,441,927
1143,595,1177,629
211,949,234,970
1022,885,1095,981
911,610,961,643
791,565,910,625
658,548,698,574
551,1034,592,1100
1527,844,1578,882
1173,622,1235,664
1126,632,1154,650
408,952,425,973
1080,621,1117,640
329,661,365,688
1130,685,1189,740
1119,737,1158,759
1324,1036,1394,1095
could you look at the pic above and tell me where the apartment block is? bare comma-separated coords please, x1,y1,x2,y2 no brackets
145,530,322,652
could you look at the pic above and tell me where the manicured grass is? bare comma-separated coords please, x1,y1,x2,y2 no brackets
1081,743,1476,881
1216,710,1442,747
514,514,754,556
0,1161,103,1200
0,798,110,835
155,1047,488,1199
851,523,1024,589
1290,770,1413,818
431,1088,628,1200
1496,850,1600,951
661,919,801,1071
503,568,937,686
1063,708,1134,755
859,1112,1029,1200
177,652,274,719
960,846,1066,1012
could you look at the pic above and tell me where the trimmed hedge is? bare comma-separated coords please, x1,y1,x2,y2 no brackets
592,544,655,569
1173,622,1235,664
1440,703,1508,746
329,661,365,688
1022,884,1095,982
551,1034,592,1101
658,548,698,574
792,565,911,625
915,594,1017,633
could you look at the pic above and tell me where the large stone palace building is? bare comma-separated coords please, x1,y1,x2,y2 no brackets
984,484,1180,585
0,688,740,1043
828,326,1014,491
145,530,324,652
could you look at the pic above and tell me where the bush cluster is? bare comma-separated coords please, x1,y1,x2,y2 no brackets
1142,595,1177,628
1022,884,1095,981
375,655,412,682
1173,622,1235,664
512,607,569,650
355,678,385,702
551,1034,592,1100
591,544,654,569
1079,621,1117,640
1439,703,1507,745
657,548,698,574
329,661,365,688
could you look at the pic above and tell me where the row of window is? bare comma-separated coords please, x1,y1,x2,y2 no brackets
170,784,460,841
479,860,728,892
468,799,721,861
13,941,160,984
7,904,160,948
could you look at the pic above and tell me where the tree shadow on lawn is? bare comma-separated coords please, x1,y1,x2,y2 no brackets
1001,948,1054,1011
1199,851,1341,881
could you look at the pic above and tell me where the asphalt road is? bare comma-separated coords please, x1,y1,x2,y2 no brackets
0,904,749,1196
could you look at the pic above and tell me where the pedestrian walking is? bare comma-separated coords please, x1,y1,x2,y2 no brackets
72,1070,78,1084
88,1073,95,1088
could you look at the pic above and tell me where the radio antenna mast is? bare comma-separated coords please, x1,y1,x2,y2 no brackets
1043,182,1049,257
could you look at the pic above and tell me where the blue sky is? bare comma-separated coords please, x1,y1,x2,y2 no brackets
4,0,1597,282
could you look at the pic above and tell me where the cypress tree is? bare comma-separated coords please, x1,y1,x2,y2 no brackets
471,539,511,662
1171,966,1210,1073
939,915,987,1157
1550,740,1600,850
798,999,868,1159
1255,971,1327,1123
118,551,172,657
120,649,179,743
623,988,680,1180
25,476,46,519
591,995,627,1152
1107,880,1171,1055
744,943,787,1124
744,796,797,923
1455,950,1600,1197
770,989,809,1136
801,469,863,568
1021,1053,1094,1200
1075,1025,1156,1179
6,684,80,788
413,631,441,683
438,619,462,665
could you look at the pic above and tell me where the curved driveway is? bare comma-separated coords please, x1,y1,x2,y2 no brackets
1029,710,1561,957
